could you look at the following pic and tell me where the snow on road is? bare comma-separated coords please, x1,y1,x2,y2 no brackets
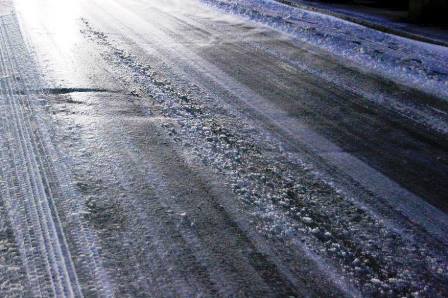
0,13,112,297
202,0,448,99
1,0,448,296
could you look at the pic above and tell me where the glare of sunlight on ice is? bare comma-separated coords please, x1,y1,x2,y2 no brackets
15,0,80,53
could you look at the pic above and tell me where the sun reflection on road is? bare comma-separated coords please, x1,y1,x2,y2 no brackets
15,0,81,53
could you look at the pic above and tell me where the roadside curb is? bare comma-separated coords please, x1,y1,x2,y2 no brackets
275,0,448,47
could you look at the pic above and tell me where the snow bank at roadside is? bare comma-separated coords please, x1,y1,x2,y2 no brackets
201,0,448,99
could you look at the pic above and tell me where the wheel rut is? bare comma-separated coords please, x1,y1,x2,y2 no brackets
0,14,113,297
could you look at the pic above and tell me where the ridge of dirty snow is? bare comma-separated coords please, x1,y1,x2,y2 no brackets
200,0,448,100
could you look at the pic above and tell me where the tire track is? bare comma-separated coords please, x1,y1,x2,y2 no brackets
0,15,81,297
0,14,113,297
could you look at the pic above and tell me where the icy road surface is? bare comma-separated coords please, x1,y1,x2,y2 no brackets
0,0,447,296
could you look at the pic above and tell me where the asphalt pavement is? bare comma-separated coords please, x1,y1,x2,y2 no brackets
0,0,447,296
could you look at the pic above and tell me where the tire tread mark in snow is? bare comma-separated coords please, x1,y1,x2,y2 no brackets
0,19,55,297
0,14,85,297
